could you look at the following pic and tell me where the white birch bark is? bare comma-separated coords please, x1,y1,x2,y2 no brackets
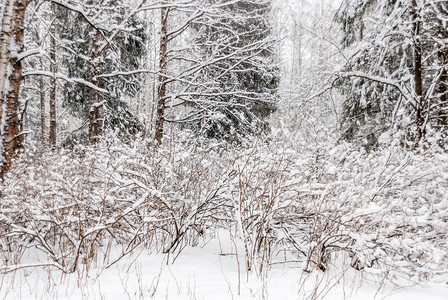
0,0,16,138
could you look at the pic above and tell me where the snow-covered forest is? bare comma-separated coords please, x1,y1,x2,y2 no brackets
0,0,447,299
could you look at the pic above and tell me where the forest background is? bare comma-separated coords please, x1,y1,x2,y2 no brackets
0,0,447,299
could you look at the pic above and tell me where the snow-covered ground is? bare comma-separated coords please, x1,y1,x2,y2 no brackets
1,230,446,300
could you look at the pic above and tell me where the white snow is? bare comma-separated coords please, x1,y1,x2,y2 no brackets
0,231,446,300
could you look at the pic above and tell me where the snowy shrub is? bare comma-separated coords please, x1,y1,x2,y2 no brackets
0,143,147,272
224,137,448,281
327,143,448,281
226,143,295,273
0,133,447,283
0,135,230,273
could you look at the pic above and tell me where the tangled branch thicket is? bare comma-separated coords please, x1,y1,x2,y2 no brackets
0,134,447,283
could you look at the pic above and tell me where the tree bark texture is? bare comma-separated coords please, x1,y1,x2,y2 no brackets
89,30,101,144
1,0,26,178
0,0,16,138
411,0,424,143
49,2,57,147
436,4,448,127
155,7,168,146
39,65,46,143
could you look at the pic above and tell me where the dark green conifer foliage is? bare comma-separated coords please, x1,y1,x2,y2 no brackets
187,0,279,141
334,0,448,148
57,2,146,142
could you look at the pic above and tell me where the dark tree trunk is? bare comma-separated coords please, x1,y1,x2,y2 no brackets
411,0,424,144
39,70,46,143
89,30,102,144
49,2,57,147
155,7,168,146
439,57,448,126
436,4,448,128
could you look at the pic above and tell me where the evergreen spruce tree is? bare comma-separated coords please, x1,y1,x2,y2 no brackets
57,1,147,143
335,0,448,148
180,0,280,141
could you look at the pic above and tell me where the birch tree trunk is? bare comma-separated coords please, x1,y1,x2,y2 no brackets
154,7,168,146
0,0,16,141
1,0,26,178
